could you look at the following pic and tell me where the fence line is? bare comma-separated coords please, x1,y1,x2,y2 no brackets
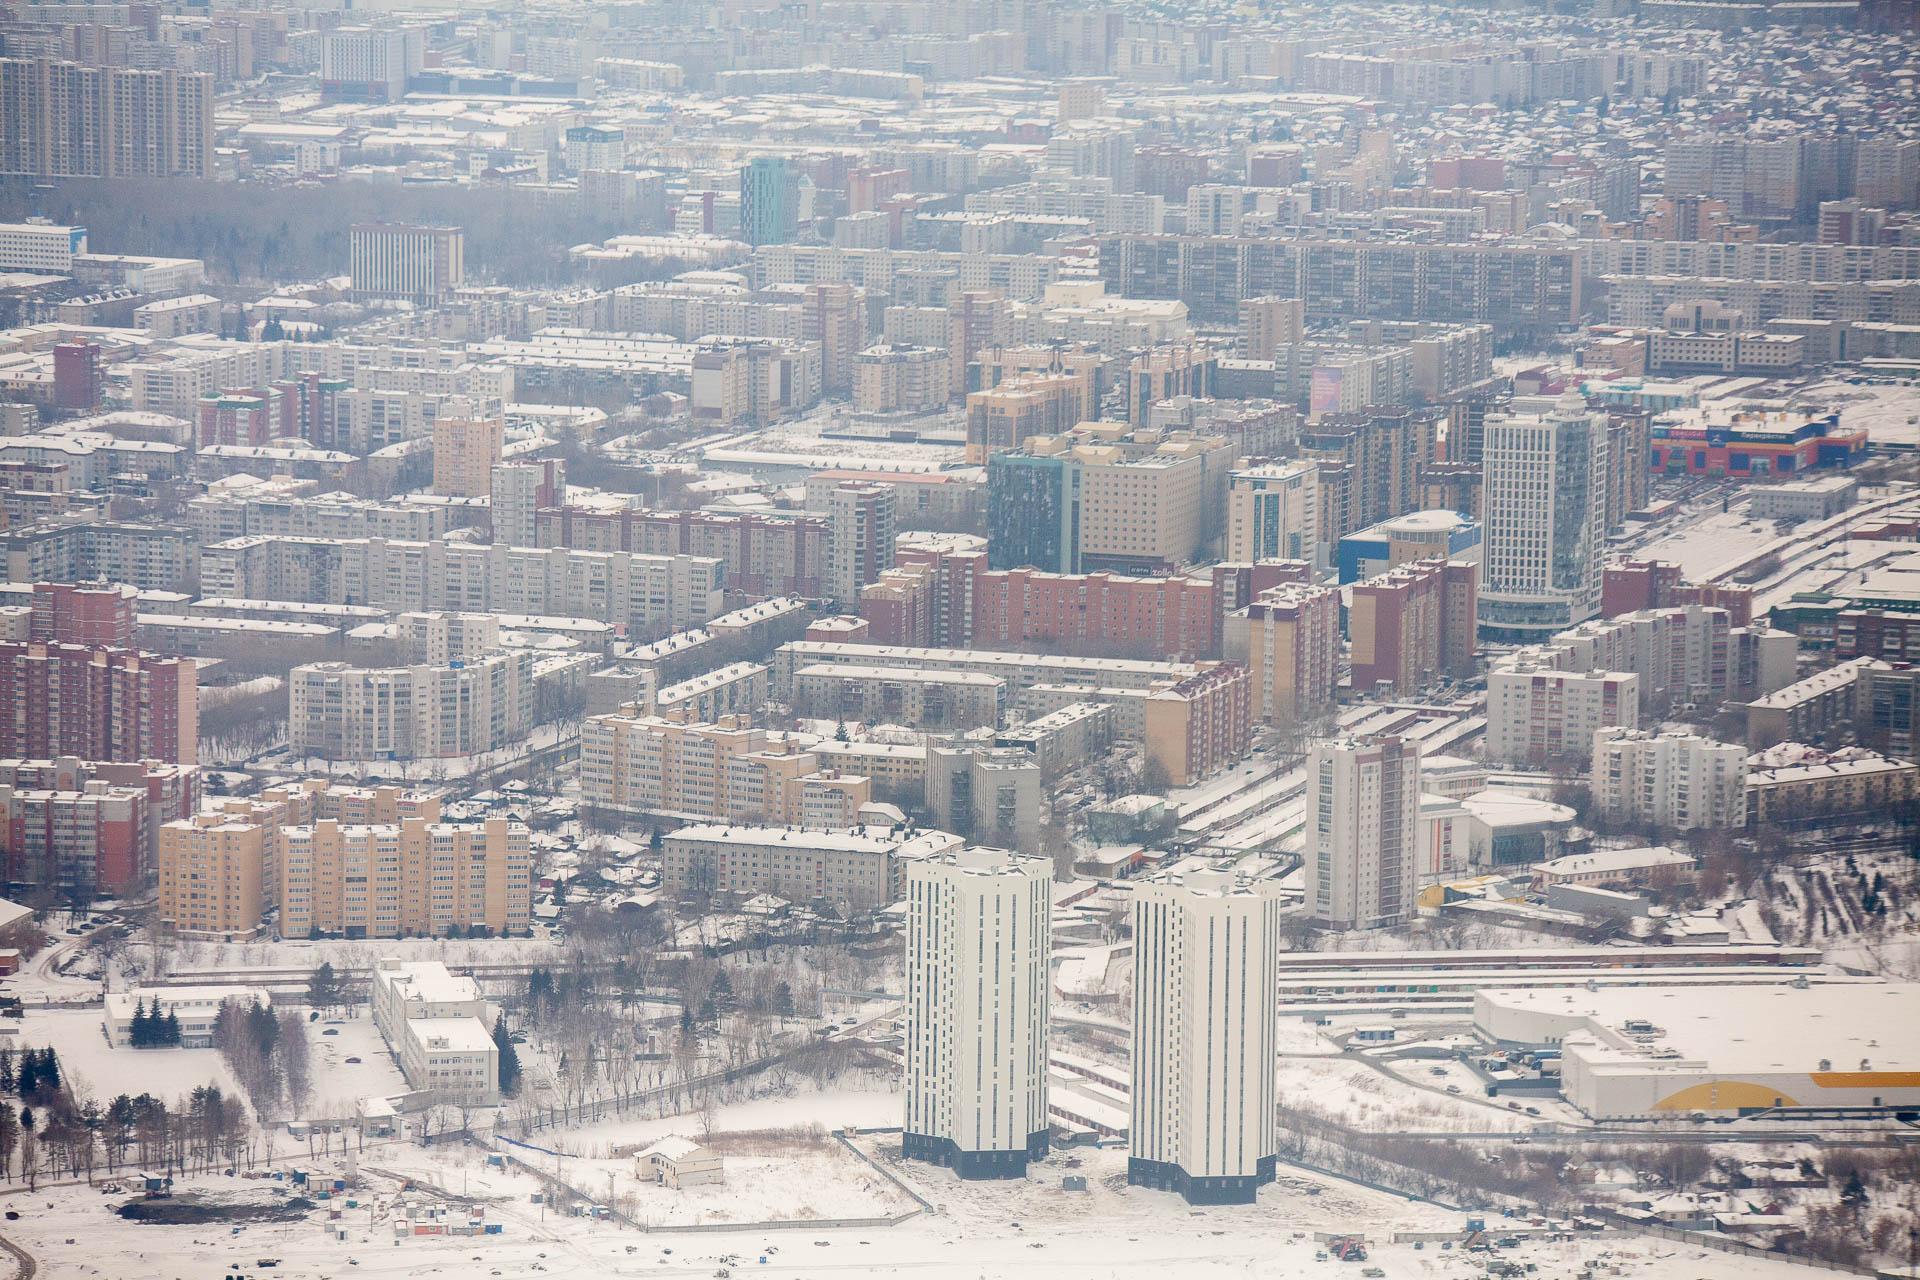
1588,1209,1881,1278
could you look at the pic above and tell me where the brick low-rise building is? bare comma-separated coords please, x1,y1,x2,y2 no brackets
662,824,963,909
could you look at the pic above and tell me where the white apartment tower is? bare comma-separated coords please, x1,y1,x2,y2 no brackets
1306,735,1420,930
827,479,897,604
1478,391,1609,640
904,846,1052,1179
1591,728,1748,831
1129,869,1284,1204
490,458,566,548
350,222,465,304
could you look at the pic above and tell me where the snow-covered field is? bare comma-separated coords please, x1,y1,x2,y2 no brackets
525,1086,906,1159
305,1013,409,1115
12,1008,243,1105
1277,1055,1531,1132
3,1136,1850,1280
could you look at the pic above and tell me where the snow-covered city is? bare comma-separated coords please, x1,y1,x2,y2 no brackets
0,0,1919,1275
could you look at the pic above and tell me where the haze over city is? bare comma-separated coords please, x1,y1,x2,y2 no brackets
0,0,1917,1276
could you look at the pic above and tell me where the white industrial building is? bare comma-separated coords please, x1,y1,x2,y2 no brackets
371,959,500,1107
1305,736,1420,930
1475,985,1920,1119
903,847,1052,1179
635,1136,724,1188
103,984,272,1048
1592,728,1748,830
1129,869,1284,1204
0,221,87,274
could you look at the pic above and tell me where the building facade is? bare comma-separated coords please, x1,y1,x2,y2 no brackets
350,223,465,304
287,652,534,761
1479,392,1610,640
279,816,531,939
662,824,962,911
1129,870,1283,1204
1306,736,1420,931
0,642,197,765
904,847,1052,1179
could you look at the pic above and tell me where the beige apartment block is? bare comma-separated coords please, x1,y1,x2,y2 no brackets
278,815,530,939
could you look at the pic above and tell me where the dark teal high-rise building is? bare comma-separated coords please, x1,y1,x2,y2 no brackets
986,452,1080,574
740,156,799,245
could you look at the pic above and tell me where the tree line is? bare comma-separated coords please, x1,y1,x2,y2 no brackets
0,1046,251,1187
126,999,183,1047
212,997,312,1120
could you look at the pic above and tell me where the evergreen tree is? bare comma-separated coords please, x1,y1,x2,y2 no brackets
771,981,796,1020
37,1048,59,1095
130,999,151,1048
492,1014,521,1098
306,961,340,1012
710,968,735,1013
161,1009,181,1048
247,1001,278,1056
16,1051,36,1100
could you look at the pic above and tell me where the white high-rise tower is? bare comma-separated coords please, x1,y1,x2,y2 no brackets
1305,735,1421,930
903,846,1052,1178
1478,390,1609,640
1129,868,1284,1204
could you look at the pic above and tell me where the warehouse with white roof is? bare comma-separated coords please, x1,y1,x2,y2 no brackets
1475,984,1920,1119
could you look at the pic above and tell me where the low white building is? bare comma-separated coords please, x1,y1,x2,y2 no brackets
1532,845,1698,888
1748,475,1856,522
0,221,86,274
635,1136,724,1188
370,959,499,1107
104,984,272,1048
662,824,963,910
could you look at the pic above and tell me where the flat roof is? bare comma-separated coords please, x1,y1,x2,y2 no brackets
1482,984,1920,1075
408,1016,496,1053
376,959,481,1006
1535,846,1695,876
1460,788,1577,829
795,663,1001,687
667,824,961,856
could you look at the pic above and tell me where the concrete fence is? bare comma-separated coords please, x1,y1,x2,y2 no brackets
1588,1209,1883,1277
